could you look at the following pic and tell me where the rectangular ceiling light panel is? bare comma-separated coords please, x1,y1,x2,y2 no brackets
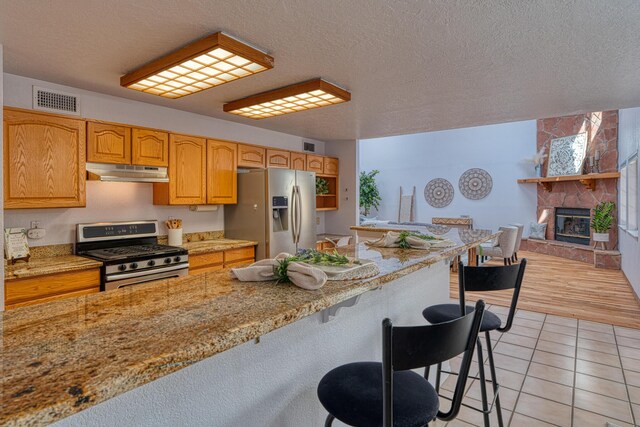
121,32,274,98
223,79,351,119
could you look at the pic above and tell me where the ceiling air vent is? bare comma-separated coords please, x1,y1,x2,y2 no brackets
303,142,316,152
32,86,80,115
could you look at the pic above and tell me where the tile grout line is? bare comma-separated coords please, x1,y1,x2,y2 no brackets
613,327,637,426
571,321,579,427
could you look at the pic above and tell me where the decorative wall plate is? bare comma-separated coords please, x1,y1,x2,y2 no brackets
424,178,454,208
547,133,587,176
459,168,493,200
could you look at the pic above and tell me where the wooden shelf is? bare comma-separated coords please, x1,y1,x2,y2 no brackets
316,207,338,211
316,193,336,197
517,172,620,192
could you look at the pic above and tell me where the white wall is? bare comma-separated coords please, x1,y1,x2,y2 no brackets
1,45,4,310
3,73,326,245
359,120,538,232
618,107,640,297
325,139,359,235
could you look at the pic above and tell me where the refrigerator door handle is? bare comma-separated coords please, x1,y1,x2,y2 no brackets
291,185,298,244
295,185,303,244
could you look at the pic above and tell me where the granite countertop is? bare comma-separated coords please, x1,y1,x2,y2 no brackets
0,230,496,426
4,255,103,281
179,238,258,255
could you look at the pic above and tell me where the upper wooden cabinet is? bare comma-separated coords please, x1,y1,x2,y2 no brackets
306,154,324,174
4,108,86,209
207,140,237,204
238,144,266,168
266,149,290,168
154,134,206,205
87,122,131,164
132,128,169,166
323,157,339,176
290,152,306,171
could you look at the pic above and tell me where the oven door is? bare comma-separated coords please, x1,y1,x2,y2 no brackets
103,264,189,291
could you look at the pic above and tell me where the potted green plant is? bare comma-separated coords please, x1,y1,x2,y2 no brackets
359,170,382,217
591,201,615,243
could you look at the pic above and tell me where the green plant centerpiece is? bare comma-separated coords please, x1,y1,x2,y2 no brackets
273,249,360,283
397,231,438,249
316,177,330,195
591,201,615,244
360,169,382,216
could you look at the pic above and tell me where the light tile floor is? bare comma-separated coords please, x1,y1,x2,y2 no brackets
433,305,640,427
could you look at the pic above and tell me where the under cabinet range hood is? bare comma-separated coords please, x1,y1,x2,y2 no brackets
86,163,169,183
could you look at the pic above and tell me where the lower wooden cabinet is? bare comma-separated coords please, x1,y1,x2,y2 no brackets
5,269,100,310
189,246,256,275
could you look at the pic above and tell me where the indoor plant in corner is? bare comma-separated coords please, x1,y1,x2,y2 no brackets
359,169,382,216
591,201,615,246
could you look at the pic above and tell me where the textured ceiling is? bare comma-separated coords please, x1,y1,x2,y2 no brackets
1,0,640,141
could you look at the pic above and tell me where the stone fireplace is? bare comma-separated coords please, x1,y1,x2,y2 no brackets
520,110,621,269
554,208,590,245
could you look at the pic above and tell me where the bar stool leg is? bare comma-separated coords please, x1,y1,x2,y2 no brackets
485,331,504,427
324,414,335,426
435,362,442,393
476,338,491,427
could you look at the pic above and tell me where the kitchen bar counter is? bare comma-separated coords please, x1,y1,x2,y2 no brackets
1,231,495,426
4,255,103,280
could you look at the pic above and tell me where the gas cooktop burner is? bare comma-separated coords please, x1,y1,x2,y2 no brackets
83,244,182,261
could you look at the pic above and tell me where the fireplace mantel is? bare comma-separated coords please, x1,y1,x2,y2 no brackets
517,172,620,192
518,172,620,191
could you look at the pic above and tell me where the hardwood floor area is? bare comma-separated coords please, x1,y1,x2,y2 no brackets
450,250,640,329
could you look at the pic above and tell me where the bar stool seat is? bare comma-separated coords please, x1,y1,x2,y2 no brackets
423,304,502,332
318,361,438,427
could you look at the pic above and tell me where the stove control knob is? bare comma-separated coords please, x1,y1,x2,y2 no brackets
147,260,156,267
130,263,138,270
118,264,127,272
174,256,182,263
164,257,172,264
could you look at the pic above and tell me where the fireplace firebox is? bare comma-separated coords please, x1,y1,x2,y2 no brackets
555,208,591,245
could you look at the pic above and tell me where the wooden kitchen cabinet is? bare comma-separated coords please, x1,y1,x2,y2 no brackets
132,128,169,166
154,134,206,205
87,121,131,164
207,139,237,204
237,144,266,168
188,246,256,275
323,157,339,176
306,154,324,173
4,268,100,310
290,152,306,170
266,149,290,168
4,108,87,209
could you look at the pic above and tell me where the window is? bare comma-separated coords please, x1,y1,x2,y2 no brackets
620,155,639,234
620,163,627,227
629,156,638,231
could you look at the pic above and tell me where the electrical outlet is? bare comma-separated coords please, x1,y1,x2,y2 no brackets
27,228,46,239
30,221,41,229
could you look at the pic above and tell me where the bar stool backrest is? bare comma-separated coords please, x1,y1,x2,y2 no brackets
458,259,527,333
382,300,486,427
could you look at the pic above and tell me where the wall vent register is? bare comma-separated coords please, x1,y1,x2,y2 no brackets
32,86,80,115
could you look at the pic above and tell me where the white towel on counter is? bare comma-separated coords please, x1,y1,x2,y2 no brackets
365,231,456,250
230,253,327,290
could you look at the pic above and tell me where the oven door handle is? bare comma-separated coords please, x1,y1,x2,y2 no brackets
105,263,189,281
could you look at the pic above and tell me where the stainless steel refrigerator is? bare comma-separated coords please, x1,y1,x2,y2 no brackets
225,168,317,260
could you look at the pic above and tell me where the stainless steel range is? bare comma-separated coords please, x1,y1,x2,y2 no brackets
76,220,189,291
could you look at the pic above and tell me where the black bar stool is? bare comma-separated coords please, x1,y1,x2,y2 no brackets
422,260,526,427
317,300,486,427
